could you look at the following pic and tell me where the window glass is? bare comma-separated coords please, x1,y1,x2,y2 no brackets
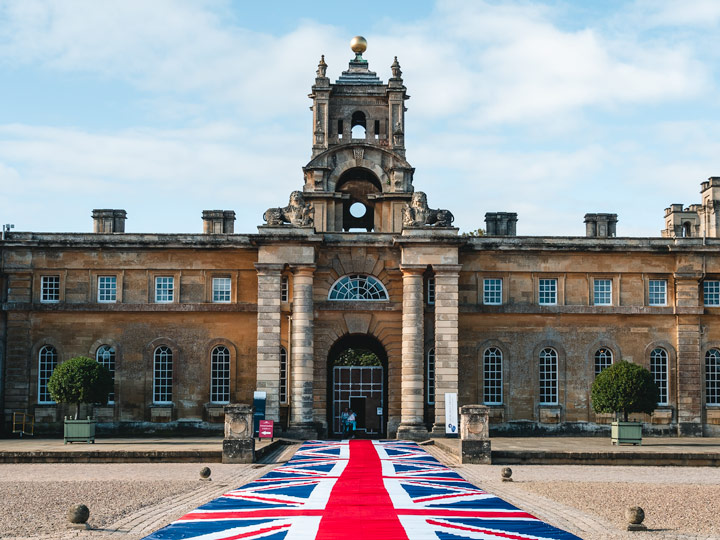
593,279,612,306
281,276,289,303
96,345,116,403
212,277,231,303
427,349,435,405
594,348,613,377
155,277,174,303
41,276,60,303
427,277,435,305
483,347,503,404
328,274,388,301
280,347,288,404
650,348,668,405
706,349,720,406
539,348,558,404
704,281,720,307
38,345,58,403
153,346,173,403
648,280,667,306
210,346,230,403
538,279,557,305
483,278,502,305
98,276,117,303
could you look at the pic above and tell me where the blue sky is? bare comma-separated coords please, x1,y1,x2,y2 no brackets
1,0,720,236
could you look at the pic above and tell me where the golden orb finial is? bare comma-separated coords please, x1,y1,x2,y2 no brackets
350,36,367,54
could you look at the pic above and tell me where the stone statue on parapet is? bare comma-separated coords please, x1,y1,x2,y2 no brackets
402,191,454,228
263,191,314,227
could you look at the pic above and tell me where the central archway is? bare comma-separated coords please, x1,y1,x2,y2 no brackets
327,333,388,437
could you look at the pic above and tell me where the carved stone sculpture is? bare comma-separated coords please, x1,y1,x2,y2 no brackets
263,191,314,227
402,192,454,227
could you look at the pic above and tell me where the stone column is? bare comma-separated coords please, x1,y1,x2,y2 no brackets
674,274,703,436
222,404,254,463
433,265,461,435
397,265,429,440
288,265,316,439
460,405,491,464
255,263,283,422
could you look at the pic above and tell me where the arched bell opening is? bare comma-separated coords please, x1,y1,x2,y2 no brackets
326,333,388,437
351,111,367,139
336,167,381,232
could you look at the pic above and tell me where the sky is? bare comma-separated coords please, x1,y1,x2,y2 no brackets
1,0,720,237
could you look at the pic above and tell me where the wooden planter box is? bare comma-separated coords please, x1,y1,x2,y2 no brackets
611,421,642,445
64,418,96,444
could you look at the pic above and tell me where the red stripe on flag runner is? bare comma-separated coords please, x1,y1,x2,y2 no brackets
315,439,410,540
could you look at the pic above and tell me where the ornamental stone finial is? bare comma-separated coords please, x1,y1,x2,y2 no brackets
316,54,327,78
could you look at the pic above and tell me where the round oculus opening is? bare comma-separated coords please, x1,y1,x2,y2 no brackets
349,202,367,218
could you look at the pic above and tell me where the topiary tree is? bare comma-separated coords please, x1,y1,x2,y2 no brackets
591,360,660,422
47,356,113,419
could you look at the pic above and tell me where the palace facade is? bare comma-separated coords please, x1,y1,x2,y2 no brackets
2,39,720,438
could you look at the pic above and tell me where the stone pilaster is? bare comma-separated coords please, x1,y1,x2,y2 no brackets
254,263,283,422
432,265,461,435
397,265,428,440
677,320,703,435
288,265,316,439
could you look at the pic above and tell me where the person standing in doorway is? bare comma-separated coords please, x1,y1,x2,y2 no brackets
347,409,357,438
340,407,350,436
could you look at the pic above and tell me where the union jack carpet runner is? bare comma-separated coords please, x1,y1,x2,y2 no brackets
143,439,581,539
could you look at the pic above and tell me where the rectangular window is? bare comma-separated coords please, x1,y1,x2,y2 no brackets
704,280,720,307
98,276,117,303
212,277,231,303
593,279,612,306
374,119,380,140
281,276,289,303
483,278,503,305
538,278,557,305
155,276,174,303
648,279,667,306
427,349,435,405
41,275,60,303
337,119,343,138
427,277,436,305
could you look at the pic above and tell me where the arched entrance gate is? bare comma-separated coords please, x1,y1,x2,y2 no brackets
327,334,388,437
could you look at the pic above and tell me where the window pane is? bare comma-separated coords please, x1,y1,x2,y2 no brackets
594,348,613,377
98,276,117,303
210,346,230,403
153,346,173,403
427,278,435,305
427,349,435,405
328,274,388,301
483,278,502,305
649,280,667,306
650,348,668,405
706,349,720,406
155,277,174,303
704,281,720,307
212,277,231,303
483,347,503,404
281,276,289,303
38,346,58,403
41,276,60,303
593,279,612,306
539,348,558,404
96,345,116,403
279,347,288,403
538,279,557,305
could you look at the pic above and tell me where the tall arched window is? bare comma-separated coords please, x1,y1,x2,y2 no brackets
153,346,173,404
705,349,720,406
96,345,116,403
427,348,435,405
594,348,613,377
328,274,388,301
650,348,668,405
210,346,230,404
38,345,58,404
280,347,288,404
539,348,558,405
483,348,503,405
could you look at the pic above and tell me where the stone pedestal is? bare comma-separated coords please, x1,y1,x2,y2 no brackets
460,405,492,464
222,404,255,463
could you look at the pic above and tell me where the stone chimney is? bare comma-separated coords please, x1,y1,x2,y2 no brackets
484,212,517,236
92,209,127,233
584,213,617,237
202,210,236,234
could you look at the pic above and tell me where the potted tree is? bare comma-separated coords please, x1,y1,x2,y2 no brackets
47,356,113,444
591,360,660,445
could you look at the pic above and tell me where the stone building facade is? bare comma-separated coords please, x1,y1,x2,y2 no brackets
2,39,720,438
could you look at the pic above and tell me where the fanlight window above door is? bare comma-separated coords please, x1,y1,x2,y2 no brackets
328,274,388,301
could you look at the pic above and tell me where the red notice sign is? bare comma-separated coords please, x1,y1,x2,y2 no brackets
258,420,274,440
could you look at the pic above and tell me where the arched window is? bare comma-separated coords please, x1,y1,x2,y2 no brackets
539,348,558,405
210,346,230,404
38,345,58,404
483,347,503,405
280,347,288,404
96,345,116,403
153,346,173,404
328,274,388,301
427,348,435,405
650,348,668,405
705,349,720,406
594,348,613,377
682,222,692,238
351,111,366,139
